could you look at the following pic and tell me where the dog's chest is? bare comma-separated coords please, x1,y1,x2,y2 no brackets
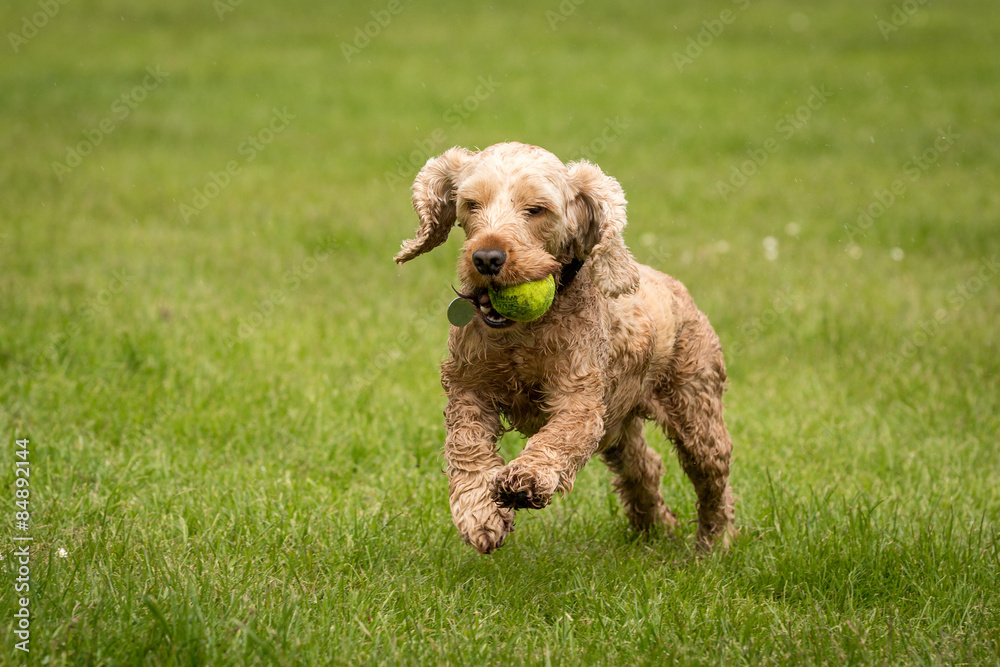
491,338,551,395
477,334,562,431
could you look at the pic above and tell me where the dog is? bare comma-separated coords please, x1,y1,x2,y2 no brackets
395,142,736,554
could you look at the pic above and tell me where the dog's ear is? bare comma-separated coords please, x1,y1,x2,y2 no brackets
566,160,640,297
394,147,472,264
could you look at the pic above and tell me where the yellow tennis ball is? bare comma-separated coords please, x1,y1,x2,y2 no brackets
488,275,556,322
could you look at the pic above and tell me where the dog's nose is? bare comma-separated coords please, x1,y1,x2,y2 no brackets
472,249,506,275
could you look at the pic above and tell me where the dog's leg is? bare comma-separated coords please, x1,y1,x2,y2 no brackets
601,416,678,532
444,393,514,554
651,320,737,551
668,413,736,551
491,391,605,511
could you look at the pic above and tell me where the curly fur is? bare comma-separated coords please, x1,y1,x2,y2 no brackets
395,142,736,554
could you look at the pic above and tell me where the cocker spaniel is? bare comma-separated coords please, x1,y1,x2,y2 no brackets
395,142,736,554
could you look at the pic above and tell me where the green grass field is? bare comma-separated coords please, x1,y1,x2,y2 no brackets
2,0,999,664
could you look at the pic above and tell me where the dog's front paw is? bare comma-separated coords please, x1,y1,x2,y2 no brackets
451,477,515,555
462,508,514,555
491,463,559,510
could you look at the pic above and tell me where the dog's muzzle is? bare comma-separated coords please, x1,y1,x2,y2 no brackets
453,287,515,329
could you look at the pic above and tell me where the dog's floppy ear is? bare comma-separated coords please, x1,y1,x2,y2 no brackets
394,147,472,264
566,160,640,297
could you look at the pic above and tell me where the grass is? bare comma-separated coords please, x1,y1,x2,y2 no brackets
1,0,999,663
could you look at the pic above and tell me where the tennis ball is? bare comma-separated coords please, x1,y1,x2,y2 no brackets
488,275,556,322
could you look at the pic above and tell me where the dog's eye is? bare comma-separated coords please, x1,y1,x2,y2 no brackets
525,205,546,216
465,201,480,213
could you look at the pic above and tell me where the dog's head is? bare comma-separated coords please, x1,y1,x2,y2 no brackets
395,142,640,327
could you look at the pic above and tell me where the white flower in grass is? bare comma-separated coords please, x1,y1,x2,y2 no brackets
763,236,779,261
846,244,863,260
890,247,904,261
57,548,68,558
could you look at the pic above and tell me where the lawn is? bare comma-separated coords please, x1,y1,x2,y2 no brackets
1,0,998,664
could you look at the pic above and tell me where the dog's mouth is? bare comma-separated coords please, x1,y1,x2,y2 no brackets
454,287,515,329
